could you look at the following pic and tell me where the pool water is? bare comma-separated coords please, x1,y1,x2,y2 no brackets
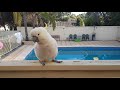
24,47,120,60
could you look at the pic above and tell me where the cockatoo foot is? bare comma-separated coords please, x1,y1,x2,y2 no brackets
39,60,45,66
52,60,63,63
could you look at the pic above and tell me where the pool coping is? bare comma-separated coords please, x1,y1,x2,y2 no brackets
1,45,120,71
58,45,120,47
0,60,120,71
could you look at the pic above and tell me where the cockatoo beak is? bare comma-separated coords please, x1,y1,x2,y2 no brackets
32,36,39,42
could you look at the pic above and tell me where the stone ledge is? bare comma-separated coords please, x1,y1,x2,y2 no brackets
0,60,120,71
22,41,34,45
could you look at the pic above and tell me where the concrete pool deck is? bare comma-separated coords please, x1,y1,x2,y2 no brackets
0,40,120,78
2,40,120,61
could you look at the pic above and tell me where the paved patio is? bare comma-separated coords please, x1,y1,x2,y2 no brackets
57,40,120,46
2,40,120,61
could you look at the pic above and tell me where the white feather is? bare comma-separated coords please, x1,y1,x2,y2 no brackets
30,27,58,61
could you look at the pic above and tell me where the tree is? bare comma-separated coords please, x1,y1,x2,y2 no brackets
94,12,120,26
76,15,85,26
0,12,14,30
56,12,71,21
84,12,102,26
26,12,39,28
23,12,29,41
84,12,120,26
76,18,80,26
70,14,76,19
108,12,120,26
13,12,22,26
84,12,94,26
26,12,57,30
0,12,23,30
99,12,111,25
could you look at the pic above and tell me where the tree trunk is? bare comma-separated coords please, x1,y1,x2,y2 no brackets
32,14,36,28
37,14,44,27
23,12,29,41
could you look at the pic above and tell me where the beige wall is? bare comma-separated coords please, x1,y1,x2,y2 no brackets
17,26,120,41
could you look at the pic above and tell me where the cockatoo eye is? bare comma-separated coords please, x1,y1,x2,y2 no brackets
38,34,39,35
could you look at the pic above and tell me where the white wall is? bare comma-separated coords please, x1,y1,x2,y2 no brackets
17,26,120,41
0,31,18,37
95,26,119,40
117,27,120,38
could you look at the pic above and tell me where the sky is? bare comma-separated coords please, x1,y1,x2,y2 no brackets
71,12,86,16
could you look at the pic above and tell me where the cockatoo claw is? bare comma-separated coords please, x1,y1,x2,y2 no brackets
40,62,45,66
39,60,46,66
52,60,63,63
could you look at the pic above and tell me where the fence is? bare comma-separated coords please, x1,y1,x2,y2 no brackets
0,34,21,58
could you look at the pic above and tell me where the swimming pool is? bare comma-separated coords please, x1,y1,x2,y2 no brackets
24,47,120,60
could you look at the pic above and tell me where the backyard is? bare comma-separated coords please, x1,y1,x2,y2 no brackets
0,12,120,78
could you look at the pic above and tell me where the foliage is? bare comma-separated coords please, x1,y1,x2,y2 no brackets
84,12,120,26
56,12,71,21
76,16,84,26
39,12,57,30
13,12,22,26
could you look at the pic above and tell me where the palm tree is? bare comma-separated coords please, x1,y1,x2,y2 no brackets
0,12,22,31
40,12,57,30
14,12,58,41
13,12,22,27
23,12,29,41
28,12,57,30
13,12,28,40
26,12,38,28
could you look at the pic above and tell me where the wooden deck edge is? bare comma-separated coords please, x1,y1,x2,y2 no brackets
0,65,120,71
0,69,120,78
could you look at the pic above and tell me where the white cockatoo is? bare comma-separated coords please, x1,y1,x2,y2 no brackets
30,27,62,66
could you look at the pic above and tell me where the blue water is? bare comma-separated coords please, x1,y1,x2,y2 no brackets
24,47,120,60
